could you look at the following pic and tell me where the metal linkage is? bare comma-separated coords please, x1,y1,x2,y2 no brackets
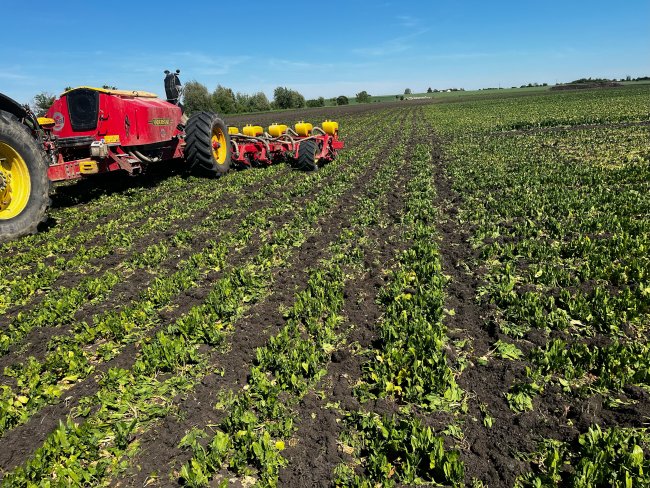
228,122,343,169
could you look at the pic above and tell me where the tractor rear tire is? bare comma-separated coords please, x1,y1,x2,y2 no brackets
0,111,50,242
296,139,320,171
185,112,231,176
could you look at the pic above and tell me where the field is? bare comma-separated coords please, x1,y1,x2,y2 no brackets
1,84,649,487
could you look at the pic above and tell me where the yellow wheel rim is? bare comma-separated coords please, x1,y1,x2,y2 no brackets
0,142,31,220
211,126,227,165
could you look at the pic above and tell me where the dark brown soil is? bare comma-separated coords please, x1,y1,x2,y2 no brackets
277,111,427,487
0,134,371,473
432,130,650,487
550,82,623,90
119,111,411,487
4,96,644,487
0,168,286,356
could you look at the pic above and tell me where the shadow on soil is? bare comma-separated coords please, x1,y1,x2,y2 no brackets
49,159,188,210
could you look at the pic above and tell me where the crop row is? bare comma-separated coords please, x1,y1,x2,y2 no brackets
425,86,650,485
0,110,385,312
0,109,408,485
0,112,392,437
334,140,465,487
176,111,414,487
0,110,379,277
0,162,299,355
0,109,389,352
0,164,284,315
427,84,649,134
0,111,368,259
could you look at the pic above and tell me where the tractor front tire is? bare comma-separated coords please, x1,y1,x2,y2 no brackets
185,112,231,176
0,111,50,242
296,139,320,171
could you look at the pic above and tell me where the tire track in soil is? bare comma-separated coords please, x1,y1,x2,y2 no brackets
276,118,427,487
0,113,402,476
432,134,579,487
118,115,412,488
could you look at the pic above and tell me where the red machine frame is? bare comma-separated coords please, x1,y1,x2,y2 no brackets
229,128,344,167
40,86,343,182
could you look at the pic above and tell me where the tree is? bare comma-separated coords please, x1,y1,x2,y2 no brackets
249,92,271,112
182,81,212,116
102,85,117,90
404,88,412,95
212,85,237,114
306,97,325,108
336,95,349,106
31,92,56,117
273,87,292,109
273,86,305,109
355,90,371,103
290,90,305,109
235,92,251,113
427,87,433,93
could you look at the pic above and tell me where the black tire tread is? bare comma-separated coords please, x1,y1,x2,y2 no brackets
0,111,50,242
184,112,231,175
296,139,319,171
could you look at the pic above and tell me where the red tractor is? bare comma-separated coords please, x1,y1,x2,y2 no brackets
0,71,343,241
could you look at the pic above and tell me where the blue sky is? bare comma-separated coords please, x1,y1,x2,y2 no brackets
2,0,649,104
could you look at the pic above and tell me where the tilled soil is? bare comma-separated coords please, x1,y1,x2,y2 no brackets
2,96,645,487
120,112,409,486
432,130,650,487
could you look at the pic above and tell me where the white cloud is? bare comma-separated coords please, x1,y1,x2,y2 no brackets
266,58,331,70
0,71,29,81
161,52,252,76
397,15,419,28
353,29,429,57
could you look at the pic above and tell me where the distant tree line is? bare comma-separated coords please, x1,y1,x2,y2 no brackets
519,82,549,88
306,97,326,107
570,76,649,83
183,81,273,115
